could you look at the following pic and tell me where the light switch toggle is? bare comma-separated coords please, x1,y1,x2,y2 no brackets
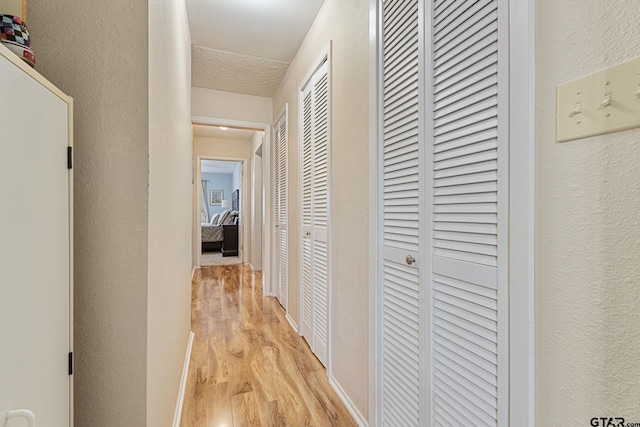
599,93,612,109
569,102,582,117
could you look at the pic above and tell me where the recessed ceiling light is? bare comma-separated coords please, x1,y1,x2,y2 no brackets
219,126,229,131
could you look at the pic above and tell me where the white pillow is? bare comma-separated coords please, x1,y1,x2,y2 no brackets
216,210,230,225
210,213,220,225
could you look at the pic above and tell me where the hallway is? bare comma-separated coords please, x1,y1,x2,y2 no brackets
180,265,357,426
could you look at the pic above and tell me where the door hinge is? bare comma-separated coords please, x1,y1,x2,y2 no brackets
68,352,73,375
67,147,73,169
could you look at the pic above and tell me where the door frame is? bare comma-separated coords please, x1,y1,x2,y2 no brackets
368,0,536,425
192,116,272,295
196,156,247,264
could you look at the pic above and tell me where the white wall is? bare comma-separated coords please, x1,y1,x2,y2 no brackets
29,0,193,424
28,1,149,424
192,87,272,124
271,0,370,419
536,0,640,424
193,137,252,266
251,131,264,270
148,0,192,425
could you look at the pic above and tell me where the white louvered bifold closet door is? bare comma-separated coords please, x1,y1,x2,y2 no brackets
274,114,288,310
429,0,508,425
380,0,424,425
300,59,330,366
378,0,509,425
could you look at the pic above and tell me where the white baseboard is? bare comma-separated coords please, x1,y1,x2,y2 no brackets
329,376,368,427
191,265,199,279
173,331,194,427
285,313,298,333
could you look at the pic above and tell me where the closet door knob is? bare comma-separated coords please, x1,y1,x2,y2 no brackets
406,255,415,266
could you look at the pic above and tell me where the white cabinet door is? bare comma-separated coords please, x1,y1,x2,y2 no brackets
0,50,72,426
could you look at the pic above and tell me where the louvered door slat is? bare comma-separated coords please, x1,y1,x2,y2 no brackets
274,113,288,311
301,84,314,341
381,0,422,425
311,65,329,365
430,0,506,425
300,58,330,366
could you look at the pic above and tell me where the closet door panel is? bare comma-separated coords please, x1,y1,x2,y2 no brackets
301,90,314,340
429,0,507,425
274,114,288,310
311,65,329,365
380,0,422,425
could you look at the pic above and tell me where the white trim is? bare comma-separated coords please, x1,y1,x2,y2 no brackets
191,265,197,280
285,313,298,334
67,96,75,427
368,1,381,424
329,376,368,427
172,331,194,427
508,0,535,425
192,115,272,296
195,155,247,266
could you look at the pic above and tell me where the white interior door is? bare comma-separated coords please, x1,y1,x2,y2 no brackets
300,59,330,366
0,51,72,426
377,0,509,424
274,113,288,310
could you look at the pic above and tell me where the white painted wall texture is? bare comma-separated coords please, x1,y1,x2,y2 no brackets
272,0,370,418
28,0,193,424
28,1,149,424
192,87,273,124
148,0,192,425
536,1,640,424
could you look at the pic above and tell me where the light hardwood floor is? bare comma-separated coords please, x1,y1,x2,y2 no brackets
181,264,358,427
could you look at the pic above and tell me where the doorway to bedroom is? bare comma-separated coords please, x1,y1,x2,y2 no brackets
199,159,243,266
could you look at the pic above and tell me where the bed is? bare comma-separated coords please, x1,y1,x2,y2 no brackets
201,210,233,252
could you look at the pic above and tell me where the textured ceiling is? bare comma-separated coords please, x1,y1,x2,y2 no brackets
186,0,325,97
191,46,289,97
193,124,257,140
186,0,325,62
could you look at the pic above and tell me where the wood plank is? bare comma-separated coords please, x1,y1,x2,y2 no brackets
181,264,357,427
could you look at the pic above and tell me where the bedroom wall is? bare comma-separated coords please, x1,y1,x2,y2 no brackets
28,0,149,424
271,0,370,419
536,0,640,424
202,172,233,217
147,0,192,425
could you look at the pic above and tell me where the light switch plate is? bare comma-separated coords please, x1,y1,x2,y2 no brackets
556,57,640,142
